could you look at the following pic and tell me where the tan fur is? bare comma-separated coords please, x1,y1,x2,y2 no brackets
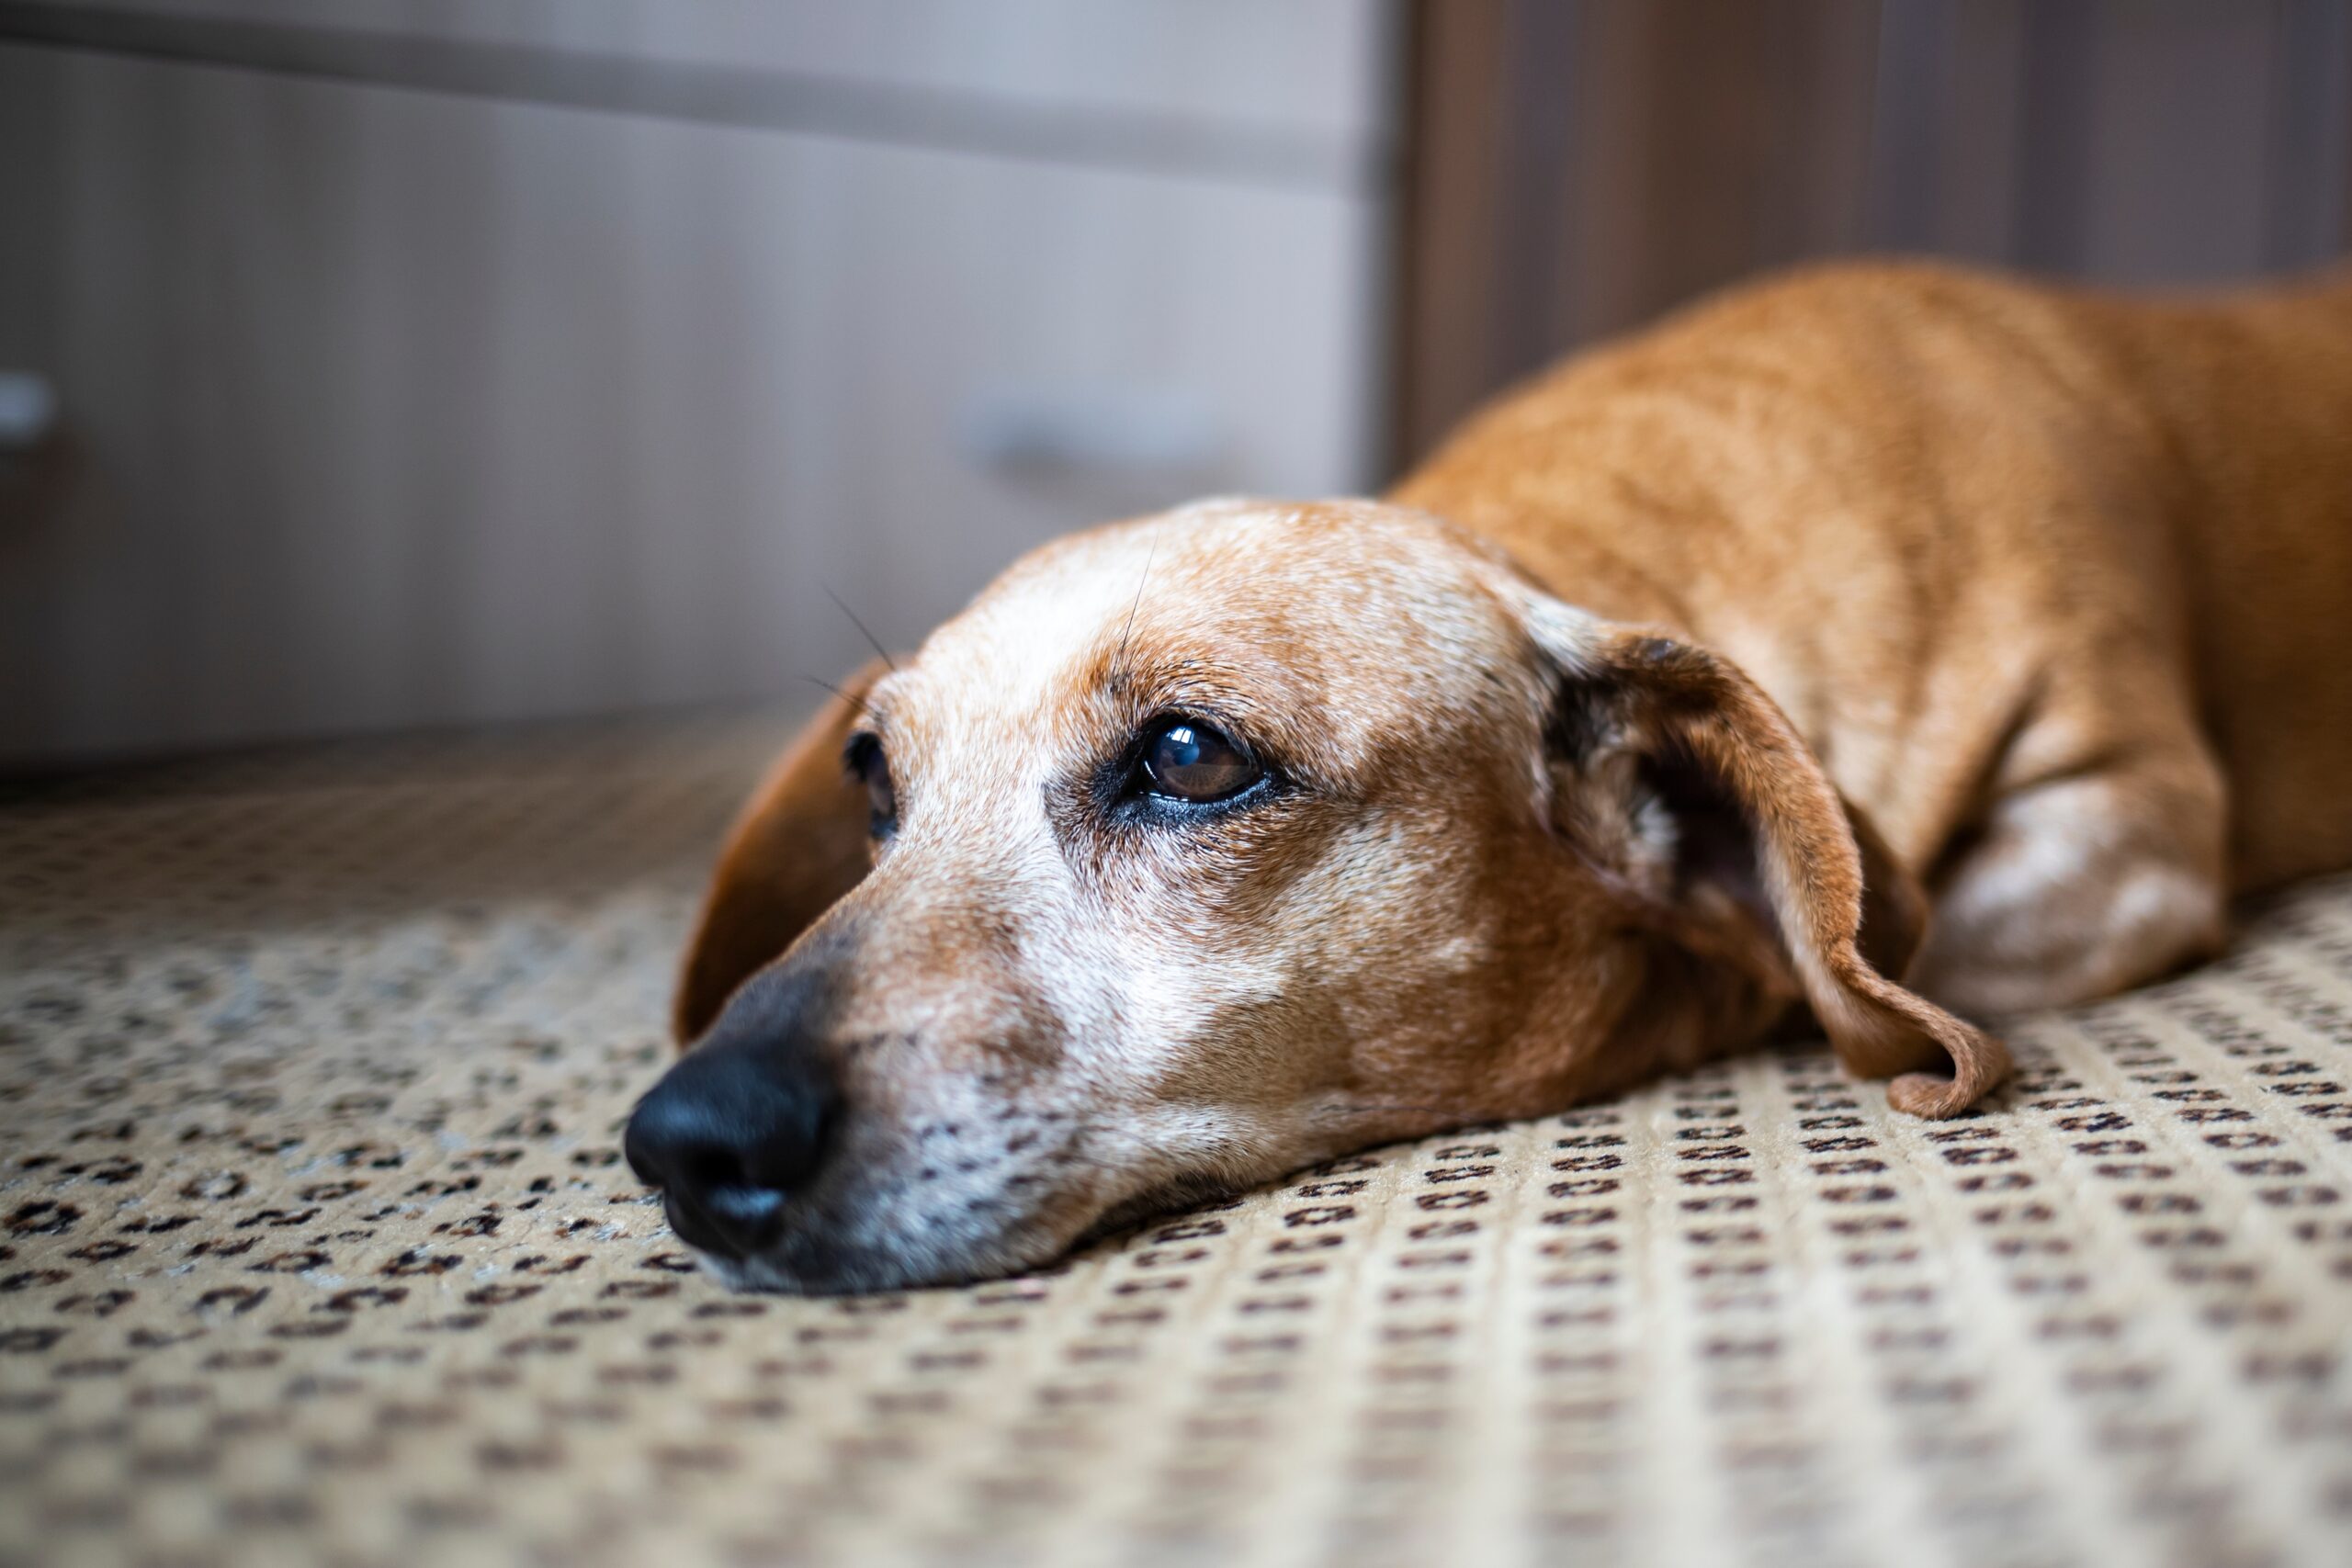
670,262,2352,1291
674,660,893,1045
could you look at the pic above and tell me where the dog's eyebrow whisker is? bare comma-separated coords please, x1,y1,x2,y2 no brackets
1113,530,1159,683
799,673,876,721
823,584,898,673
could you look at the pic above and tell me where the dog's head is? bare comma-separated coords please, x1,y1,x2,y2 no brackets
625,501,2005,1292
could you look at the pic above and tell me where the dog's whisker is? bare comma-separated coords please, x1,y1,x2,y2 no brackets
799,673,876,720
1113,529,1159,682
823,584,898,673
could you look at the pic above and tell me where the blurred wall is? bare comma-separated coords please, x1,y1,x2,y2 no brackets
0,1,1400,764
1398,0,2352,461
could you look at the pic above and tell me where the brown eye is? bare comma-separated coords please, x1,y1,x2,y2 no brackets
845,734,896,838
1140,719,1259,803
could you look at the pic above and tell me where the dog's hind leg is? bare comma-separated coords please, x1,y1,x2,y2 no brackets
1905,692,2228,1019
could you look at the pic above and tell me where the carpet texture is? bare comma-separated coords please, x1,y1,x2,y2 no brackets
3,715,2350,1568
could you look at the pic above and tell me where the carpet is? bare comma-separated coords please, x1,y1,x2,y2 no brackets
3,713,2349,1567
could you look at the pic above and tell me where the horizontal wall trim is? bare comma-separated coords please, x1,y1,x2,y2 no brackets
0,1,1391,194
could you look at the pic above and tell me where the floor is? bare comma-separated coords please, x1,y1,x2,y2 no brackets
2,714,2349,1568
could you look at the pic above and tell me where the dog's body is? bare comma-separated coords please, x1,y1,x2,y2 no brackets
1398,261,2352,1013
628,262,2352,1292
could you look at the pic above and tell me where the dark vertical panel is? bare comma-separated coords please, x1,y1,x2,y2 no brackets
2011,0,2098,273
1620,2,1786,318
2269,0,2352,267
1396,0,2352,471
1864,0,2029,261
1867,0,1952,252
1393,0,1509,461
1493,0,1583,372
2077,1,2276,285
1924,0,2029,261
1586,0,1880,329
1762,0,1883,262
1544,0,1652,347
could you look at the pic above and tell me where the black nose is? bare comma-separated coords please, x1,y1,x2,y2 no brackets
624,970,840,1260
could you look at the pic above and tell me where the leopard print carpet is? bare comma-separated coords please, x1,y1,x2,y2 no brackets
3,714,2349,1568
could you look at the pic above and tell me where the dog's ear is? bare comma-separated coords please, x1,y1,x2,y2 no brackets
673,661,890,1045
1525,603,2008,1117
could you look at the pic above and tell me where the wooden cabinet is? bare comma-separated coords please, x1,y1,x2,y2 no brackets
0,2,1398,761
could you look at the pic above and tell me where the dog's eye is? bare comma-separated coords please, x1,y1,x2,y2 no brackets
845,733,896,838
1140,718,1258,803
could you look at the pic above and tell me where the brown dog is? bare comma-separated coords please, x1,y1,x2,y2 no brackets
625,260,2352,1293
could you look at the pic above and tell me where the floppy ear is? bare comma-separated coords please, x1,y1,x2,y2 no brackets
673,661,890,1044
1528,605,2009,1117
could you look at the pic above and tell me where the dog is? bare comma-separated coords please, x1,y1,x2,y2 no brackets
625,260,2352,1293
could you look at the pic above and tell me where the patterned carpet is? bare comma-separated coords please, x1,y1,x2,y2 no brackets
2,714,2349,1568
